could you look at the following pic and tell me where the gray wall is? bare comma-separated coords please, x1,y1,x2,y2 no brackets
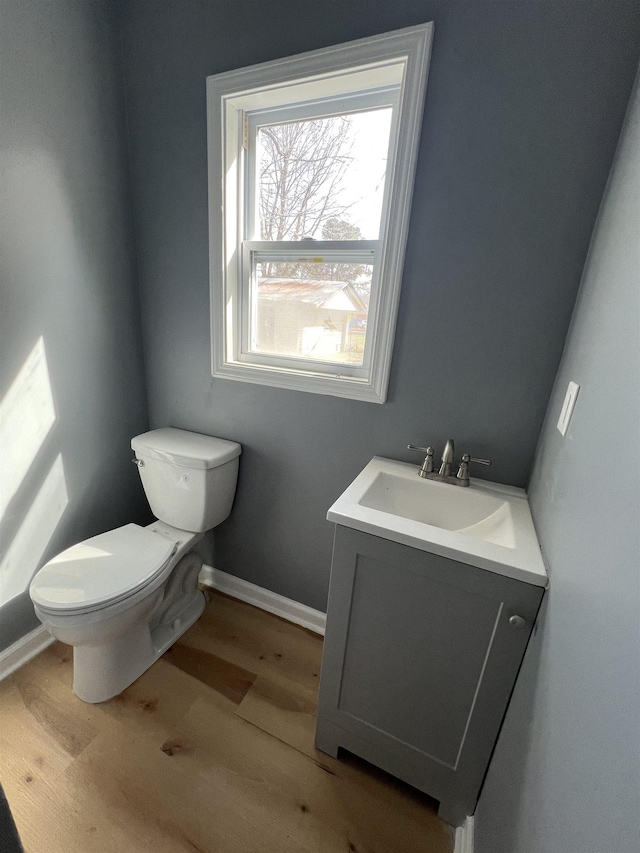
0,0,150,650
119,0,640,611
476,69,640,853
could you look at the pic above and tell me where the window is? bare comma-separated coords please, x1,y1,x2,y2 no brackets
207,23,433,403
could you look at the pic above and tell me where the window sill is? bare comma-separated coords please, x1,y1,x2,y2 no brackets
212,358,387,403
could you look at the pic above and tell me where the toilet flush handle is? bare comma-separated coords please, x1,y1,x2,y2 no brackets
132,457,145,467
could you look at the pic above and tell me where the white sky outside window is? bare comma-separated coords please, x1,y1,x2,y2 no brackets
334,108,393,240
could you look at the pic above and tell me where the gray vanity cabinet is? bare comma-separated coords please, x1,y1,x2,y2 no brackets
315,526,544,826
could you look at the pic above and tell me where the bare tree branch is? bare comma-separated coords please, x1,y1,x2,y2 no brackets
259,115,355,243
257,114,371,304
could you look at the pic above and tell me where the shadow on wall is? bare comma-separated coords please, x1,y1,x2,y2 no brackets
0,336,69,608
0,0,153,649
1,144,107,626
1,146,89,616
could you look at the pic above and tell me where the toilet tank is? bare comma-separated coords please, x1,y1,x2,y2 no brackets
131,428,241,533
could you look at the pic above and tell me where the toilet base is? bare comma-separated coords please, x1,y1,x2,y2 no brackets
71,552,206,703
72,590,205,703
149,587,207,662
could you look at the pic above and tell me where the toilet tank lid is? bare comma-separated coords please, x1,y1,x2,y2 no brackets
131,428,241,469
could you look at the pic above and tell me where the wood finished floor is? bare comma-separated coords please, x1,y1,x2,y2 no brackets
0,592,453,853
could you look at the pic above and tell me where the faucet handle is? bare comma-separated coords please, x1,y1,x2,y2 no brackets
456,453,492,484
465,454,491,466
407,445,434,476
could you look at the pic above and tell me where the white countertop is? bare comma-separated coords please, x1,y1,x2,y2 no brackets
327,457,548,587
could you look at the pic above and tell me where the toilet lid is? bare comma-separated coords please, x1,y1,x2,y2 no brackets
30,524,176,613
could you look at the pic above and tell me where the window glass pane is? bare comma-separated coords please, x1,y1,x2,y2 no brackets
258,108,393,242
250,261,373,366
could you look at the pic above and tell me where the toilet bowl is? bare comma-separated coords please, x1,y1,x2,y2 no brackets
29,428,241,703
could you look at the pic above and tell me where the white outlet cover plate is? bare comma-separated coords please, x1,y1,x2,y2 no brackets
557,381,580,436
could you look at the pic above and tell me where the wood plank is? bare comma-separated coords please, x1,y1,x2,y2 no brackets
9,643,177,745
163,640,256,703
182,592,323,698
11,736,208,853
0,679,76,791
67,723,324,853
236,674,318,757
0,594,452,853
99,656,208,735
11,666,98,758
180,695,451,853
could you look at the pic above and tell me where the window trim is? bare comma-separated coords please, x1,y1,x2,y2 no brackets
207,23,434,403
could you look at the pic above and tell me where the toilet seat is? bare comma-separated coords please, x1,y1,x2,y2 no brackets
30,524,177,615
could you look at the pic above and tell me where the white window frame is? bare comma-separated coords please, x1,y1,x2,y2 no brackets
207,23,434,403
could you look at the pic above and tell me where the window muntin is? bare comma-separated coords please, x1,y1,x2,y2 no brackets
208,25,434,402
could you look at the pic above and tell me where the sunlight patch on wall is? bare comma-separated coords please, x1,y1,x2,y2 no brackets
0,337,56,522
0,454,68,606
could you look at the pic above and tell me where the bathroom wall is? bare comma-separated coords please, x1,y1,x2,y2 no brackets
475,68,640,853
0,0,150,650
119,0,640,610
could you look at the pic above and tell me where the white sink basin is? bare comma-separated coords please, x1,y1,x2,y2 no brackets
359,470,517,548
328,457,547,586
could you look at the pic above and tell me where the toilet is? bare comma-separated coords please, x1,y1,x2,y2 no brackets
29,427,241,704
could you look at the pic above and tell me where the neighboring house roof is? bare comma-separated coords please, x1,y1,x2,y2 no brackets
257,278,368,312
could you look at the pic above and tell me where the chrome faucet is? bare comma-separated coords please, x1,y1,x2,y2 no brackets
438,438,455,477
407,439,491,486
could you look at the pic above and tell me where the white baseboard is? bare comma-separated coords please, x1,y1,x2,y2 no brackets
0,626,55,681
454,816,474,853
199,565,326,636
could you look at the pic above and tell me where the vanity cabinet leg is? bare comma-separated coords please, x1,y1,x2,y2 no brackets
314,716,341,758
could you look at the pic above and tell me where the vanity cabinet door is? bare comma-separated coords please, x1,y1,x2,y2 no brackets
316,526,543,825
